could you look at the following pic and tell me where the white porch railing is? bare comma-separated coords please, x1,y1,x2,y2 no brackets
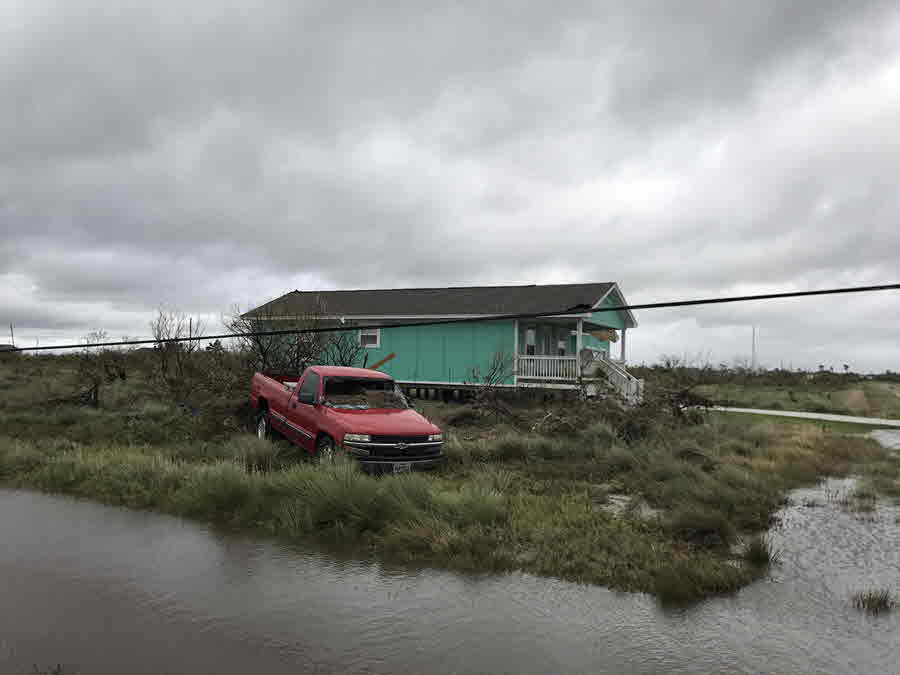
516,355,578,380
515,352,644,403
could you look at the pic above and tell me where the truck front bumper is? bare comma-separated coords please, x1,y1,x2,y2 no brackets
356,455,446,474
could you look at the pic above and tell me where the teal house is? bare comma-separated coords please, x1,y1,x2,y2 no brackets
245,282,642,400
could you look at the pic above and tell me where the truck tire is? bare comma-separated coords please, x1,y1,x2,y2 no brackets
256,411,270,440
316,435,336,464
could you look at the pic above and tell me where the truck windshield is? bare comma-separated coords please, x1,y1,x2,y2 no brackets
321,377,409,410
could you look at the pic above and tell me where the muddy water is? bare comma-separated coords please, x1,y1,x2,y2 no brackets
2,433,899,674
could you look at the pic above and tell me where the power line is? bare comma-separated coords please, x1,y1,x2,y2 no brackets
7,281,900,353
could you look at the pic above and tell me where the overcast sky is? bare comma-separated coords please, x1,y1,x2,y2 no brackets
2,1,899,370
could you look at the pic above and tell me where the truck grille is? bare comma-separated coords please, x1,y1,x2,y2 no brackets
371,435,430,445
367,445,442,458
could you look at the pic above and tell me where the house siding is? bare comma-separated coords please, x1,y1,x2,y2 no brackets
360,320,516,385
590,293,627,330
581,332,611,355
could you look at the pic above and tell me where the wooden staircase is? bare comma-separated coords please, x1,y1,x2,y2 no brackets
580,349,644,404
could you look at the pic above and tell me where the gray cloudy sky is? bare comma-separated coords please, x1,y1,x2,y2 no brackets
2,0,899,370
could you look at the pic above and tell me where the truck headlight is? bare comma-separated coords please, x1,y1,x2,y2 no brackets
344,433,371,443
428,433,443,442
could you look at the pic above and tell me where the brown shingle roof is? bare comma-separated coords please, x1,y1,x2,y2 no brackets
244,282,617,318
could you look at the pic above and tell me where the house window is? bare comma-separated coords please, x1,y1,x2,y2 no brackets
359,328,380,348
525,327,536,356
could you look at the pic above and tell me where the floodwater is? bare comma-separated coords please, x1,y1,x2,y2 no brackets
2,432,899,675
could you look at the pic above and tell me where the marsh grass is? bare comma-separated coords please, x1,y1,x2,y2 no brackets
742,535,781,567
3,356,899,603
31,666,70,675
851,588,895,614
667,507,736,548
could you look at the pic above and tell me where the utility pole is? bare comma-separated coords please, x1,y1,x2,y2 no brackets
9,324,14,347
751,325,757,372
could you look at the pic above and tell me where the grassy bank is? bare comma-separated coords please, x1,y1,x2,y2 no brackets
2,356,899,604
3,408,897,603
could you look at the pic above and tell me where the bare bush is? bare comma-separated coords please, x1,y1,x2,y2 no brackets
150,308,207,404
466,350,520,425
70,330,130,407
324,329,365,367
224,298,334,376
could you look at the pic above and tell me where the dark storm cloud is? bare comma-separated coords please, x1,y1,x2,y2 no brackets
2,0,899,369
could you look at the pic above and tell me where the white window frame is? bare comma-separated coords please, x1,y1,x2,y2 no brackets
358,327,381,348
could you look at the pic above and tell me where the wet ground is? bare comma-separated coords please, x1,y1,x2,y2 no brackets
2,431,899,674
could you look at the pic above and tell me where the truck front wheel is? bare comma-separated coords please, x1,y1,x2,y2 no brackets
316,435,336,464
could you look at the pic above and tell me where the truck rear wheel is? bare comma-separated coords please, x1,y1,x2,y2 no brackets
256,411,270,440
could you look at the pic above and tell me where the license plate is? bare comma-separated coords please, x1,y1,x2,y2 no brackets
392,462,412,474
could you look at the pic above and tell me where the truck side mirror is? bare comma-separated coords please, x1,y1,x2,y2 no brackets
298,391,316,405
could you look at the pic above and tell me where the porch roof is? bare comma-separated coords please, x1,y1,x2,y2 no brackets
246,282,618,319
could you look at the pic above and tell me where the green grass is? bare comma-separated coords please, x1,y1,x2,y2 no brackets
3,357,900,604
1,416,895,604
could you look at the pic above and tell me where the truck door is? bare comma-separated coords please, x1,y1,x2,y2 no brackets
287,371,320,451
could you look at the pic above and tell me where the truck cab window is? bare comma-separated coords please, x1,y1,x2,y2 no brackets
299,372,320,403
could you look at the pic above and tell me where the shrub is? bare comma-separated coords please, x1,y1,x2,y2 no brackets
578,422,617,450
531,437,567,460
445,407,481,427
597,445,638,475
491,434,531,462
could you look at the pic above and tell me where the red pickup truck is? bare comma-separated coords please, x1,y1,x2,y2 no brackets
250,366,445,473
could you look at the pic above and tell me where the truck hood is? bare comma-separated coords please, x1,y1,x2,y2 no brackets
323,408,440,435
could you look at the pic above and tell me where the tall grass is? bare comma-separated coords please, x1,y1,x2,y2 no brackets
0,437,507,562
742,535,780,567
851,588,895,614
2,358,899,604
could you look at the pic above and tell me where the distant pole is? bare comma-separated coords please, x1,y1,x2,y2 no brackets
751,325,757,372
9,323,14,347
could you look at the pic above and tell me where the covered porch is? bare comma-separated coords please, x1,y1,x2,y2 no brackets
513,318,628,382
